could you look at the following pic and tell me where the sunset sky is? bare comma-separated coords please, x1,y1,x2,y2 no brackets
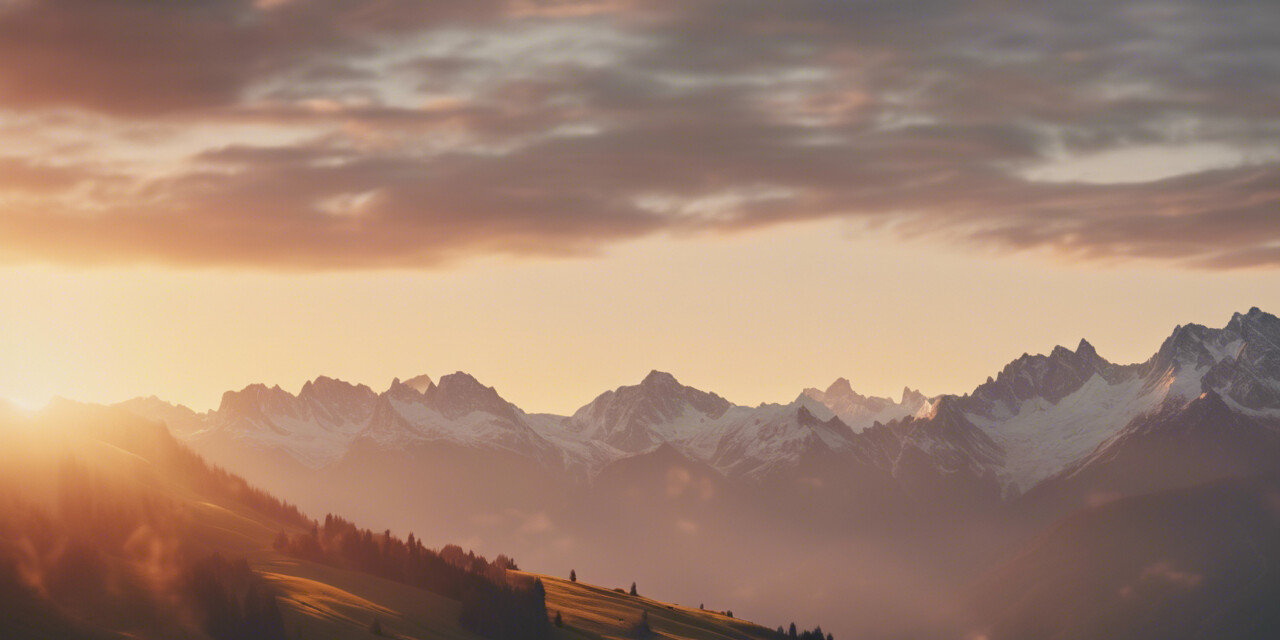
1,0,1277,413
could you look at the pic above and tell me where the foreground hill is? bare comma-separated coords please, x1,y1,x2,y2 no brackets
0,402,793,640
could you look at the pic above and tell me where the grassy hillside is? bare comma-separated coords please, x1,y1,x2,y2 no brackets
536,573,782,640
0,402,789,640
178,456,790,640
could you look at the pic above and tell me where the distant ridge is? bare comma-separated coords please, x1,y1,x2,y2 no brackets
112,308,1280,498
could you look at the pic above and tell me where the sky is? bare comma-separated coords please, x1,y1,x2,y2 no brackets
0,0,1277,413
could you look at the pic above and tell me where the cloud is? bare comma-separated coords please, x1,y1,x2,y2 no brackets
0,158,106,193
0,0,1276,269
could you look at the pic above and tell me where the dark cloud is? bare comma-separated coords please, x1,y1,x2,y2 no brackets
0,0,1276,269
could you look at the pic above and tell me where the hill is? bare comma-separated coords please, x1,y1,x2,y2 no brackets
0,401,805,640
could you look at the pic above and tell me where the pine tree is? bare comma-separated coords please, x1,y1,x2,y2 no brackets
570,569,577,582
630,582,637,596
789,622,798,639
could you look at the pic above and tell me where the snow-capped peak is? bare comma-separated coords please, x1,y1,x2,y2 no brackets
568,371,731,452
426,372,523,423
116,307,1280,499
802,379,925,432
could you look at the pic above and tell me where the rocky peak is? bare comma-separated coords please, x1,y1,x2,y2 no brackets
385,377,427,403
1154,323,1214,362
640,370,681,390
1144,315,1259,389
569,371,731,452
1229,306,1268,326
403,374,435,393
299,376,375,402
1075,338,1098,359
825,377,856,398
426,372,522,423
900,387,927,408
217,383,298,419
969,339,1117,415
296,376,378,426
1199,308,1280,410
1226,307,1280,346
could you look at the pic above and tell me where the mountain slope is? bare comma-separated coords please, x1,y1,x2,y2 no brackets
1023,390,1280,516
971,476,1280,640
568,370,732,453
876,307,1280,496
0,402,791,640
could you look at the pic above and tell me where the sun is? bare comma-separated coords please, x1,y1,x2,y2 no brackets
3,394,51,414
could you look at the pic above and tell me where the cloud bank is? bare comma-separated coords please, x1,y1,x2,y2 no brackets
0,0,1277,269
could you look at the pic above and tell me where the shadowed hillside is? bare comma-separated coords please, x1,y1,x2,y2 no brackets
972,477,1280,640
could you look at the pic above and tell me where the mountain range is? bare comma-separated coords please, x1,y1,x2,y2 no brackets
118,307,1280,504
104,307,1280,639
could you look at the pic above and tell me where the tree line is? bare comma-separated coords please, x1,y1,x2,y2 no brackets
274,513,549,640
778,622,834,640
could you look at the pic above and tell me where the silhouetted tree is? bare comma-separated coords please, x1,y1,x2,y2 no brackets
630,582,638,596
569,569,576,582
788,624,832,640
